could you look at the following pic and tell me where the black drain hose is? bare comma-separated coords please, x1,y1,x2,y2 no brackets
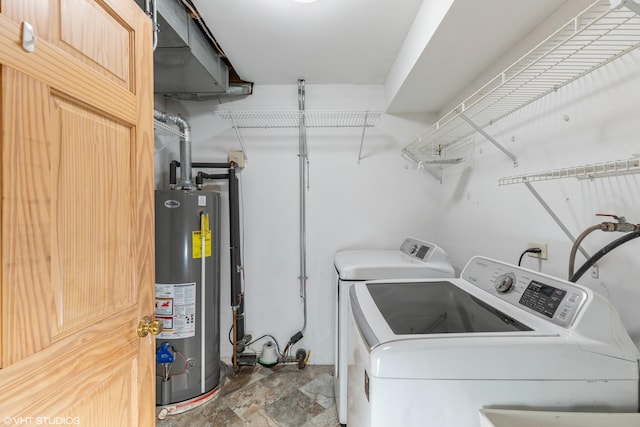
570,230,640,282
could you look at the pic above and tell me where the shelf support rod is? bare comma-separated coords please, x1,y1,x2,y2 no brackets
459,112,518,167
230,115,249,161
524,182,591,260
357,111,369,164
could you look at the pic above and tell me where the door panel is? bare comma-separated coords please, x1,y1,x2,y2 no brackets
0,0,155,425
51,96,134,338
59,0,131,89
0,68,53,365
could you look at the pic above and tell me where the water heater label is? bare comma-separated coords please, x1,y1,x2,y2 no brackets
192,230,212,258
164,200,180,209
155,283,196,339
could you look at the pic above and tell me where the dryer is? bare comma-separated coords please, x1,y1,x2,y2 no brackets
347,256,639,427
333,238,454,425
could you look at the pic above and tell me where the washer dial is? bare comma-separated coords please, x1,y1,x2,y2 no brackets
495,273,516,293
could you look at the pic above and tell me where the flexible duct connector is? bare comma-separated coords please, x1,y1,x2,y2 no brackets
155,109,193,187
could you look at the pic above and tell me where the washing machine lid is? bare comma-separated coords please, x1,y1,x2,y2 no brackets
366,281,531,335
334,238,454,280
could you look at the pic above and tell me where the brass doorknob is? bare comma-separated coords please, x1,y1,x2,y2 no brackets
137,316,163,337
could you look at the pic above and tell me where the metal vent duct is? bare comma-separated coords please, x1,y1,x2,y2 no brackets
136,0,252,100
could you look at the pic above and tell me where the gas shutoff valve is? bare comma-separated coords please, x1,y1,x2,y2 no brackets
156,342,175,364
596,214,640,233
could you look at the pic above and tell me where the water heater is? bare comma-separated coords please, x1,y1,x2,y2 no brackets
154,189,221,411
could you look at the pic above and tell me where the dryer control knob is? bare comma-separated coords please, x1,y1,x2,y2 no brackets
495,274,515,293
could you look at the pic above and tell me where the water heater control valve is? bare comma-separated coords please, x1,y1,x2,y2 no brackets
156,342,175,364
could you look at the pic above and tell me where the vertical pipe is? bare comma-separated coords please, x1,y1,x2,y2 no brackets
179,124,192,185
151,0,158,51
297,80,308,334
169,160,178,189
200,212,207,393
229,164,241,307
228,163,245,358
144,0,158,51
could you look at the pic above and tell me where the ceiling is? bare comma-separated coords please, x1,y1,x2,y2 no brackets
192,0,424,85
192,0,594,113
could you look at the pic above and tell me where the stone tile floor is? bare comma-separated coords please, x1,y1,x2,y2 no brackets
157,364,340,427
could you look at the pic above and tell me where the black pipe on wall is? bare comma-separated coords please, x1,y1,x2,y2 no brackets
228,164,242,308
171,160,248,366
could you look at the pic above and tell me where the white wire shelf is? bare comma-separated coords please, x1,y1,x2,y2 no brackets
498,157,640,185
403,0,640,165
215,110,382,129
154,118,185,139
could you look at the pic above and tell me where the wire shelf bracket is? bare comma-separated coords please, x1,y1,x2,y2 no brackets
229,115,249,162
357,111,369,164
459,112,518,166
524,182,591,261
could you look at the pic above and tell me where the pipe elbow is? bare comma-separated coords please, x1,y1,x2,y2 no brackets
173,114,191,133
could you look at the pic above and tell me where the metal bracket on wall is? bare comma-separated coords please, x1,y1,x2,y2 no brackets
524,182,591,260
459,112,518,167
229,115,249,162
357,111,369,164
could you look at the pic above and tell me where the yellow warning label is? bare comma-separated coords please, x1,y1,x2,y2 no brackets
192,230,212,258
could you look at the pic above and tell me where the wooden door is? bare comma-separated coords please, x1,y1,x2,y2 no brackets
0,0,155,425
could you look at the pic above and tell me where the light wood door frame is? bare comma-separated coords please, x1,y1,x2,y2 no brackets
0,0,155,425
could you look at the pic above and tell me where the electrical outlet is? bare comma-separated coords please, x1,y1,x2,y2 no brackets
527,242,548,260
228,151,246,168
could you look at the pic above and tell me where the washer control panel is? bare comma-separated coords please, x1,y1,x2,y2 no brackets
519,281,567,319
399,238,433,262
462,257,588,328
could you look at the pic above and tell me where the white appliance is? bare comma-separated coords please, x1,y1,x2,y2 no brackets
479,408,640,427
333,238,454,425
347,256,640,427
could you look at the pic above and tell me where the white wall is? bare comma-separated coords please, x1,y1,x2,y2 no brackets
437,49,640,346
154,48,640,363
154,85,442,363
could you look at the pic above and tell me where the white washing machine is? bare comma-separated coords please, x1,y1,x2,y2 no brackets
347,256,640,427
333,238,454,425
